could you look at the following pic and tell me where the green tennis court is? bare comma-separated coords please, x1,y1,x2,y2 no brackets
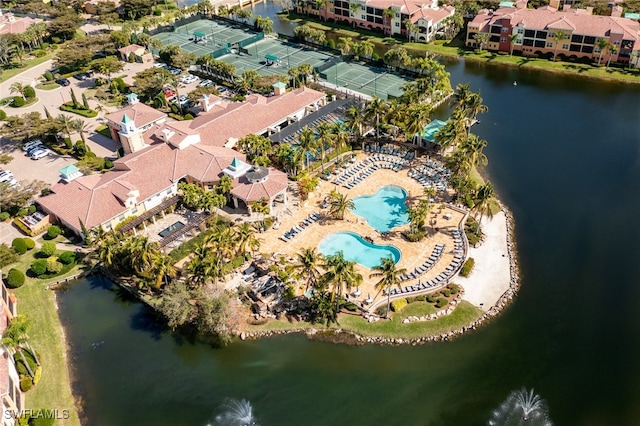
320,62,409,99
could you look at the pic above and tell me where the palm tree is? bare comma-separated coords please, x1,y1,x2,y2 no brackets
358,40,374,59
606,44,618,69
322,251,362,313
344,104,366,148
338,37,353,57
234,222,261,258
364,96,387,138
294,247,324,289
328,189,354,220
552,31,565,61
56,114,74,141
473,33,491,51
146,254,177,291
370,255,406,318
382,7,395,34
463,92,488,136
296,126,316,169
473,181,495,226
403,103,431,144
509,33,519,56
316,121,335,171
331,121,350,152
9,82,26,100
452,83,472,111
596,38,609,66
460,134,488,170
72,118,90,144
124,236,162,276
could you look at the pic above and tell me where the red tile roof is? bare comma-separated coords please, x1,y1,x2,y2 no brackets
230,168,289,203
105,103,166,128
118,44,145,55
37,143,245,232
471,6,640,43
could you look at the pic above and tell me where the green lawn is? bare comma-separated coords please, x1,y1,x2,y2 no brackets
0,49,57,82
36,82,60,90
12,266,83,426
245,301,483,340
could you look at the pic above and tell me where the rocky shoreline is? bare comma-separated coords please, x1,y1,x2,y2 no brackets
240,206,520,346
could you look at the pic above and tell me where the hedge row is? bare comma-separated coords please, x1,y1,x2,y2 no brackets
60,104,98,118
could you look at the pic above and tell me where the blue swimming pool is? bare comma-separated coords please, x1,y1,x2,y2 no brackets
352,185,409,232
318,232,401,268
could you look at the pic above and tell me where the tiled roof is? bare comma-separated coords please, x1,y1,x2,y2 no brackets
231,168,288,203
471,6,640,42
411,5,454,23
118,44,145,55
105,103,166,128
38,143,245,232
0,15,40,35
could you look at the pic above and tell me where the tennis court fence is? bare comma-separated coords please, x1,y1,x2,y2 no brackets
315,56,342,74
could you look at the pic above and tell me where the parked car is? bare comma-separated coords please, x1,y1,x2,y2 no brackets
22,140,43,151
182,74,199,84
198,79,213,87
0,170,13,183
153,63,168,69
56,78,70,87
27,146,45,156
31,149,52,160
217,86,228,93
73,71,94,81
169,67,182,75
173,95,189,107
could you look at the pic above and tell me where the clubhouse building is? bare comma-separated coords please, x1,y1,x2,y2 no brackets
297,0,454,41
466,0,640,64
37,86,326,238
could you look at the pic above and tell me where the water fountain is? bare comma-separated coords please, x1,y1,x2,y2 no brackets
212,399,259,426
487,388,553,426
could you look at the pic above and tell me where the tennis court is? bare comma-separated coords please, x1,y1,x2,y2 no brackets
152,20,260,57
320,62,410,99
218,38,335,76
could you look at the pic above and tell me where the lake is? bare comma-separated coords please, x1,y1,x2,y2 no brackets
57,47,640,426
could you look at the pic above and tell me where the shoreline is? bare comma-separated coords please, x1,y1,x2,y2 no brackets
240,202,521,345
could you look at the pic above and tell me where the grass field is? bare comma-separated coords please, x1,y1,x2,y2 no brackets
13,265,84,426
1,50,56,83
245,301,483,340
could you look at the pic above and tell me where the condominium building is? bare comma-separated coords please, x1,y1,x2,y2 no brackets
297,0,454,41
0,279,22,426
466,0,640,64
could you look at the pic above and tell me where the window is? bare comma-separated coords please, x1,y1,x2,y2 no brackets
546,42,553,48
517,28,524,34
395,22,399,27
361,15,365,19
501,37,507,43
562,44,569,49
564,34,570,39
395,13,399,17
594,47,601,53
502,27,509,33
614,39,620,45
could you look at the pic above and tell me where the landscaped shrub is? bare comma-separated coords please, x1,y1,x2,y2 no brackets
426,294,437,304
33,366,42,385
29,412,55,426
0,109,6,120
344,302,358,312
435,297,448,308
30,259,47,276
375,305,388,317
46,257,62,274
23,238,35,250
405,296,416,304
19,377,32,392
0,212,9,221
6,269,25,288
103,159,113,169
60,103,98,118
17,208,27,217
12,238,27,255
415,295,426,302
184,113,194,120
13,97,25,107
44,71,54,81
23,86,35,99
58,251,76,265
46,225,61,239
460,258,475,277
40,241,56,257
0,244,18,268
447,283,459,294
28,205,36,214
390,298,407,312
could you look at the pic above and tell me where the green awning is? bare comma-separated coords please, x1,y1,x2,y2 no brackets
193,31,206,38
59,164,79,176
265,54,279,62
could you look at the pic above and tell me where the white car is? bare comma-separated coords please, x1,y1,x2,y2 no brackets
22,140,43,151
0,170,14,183
198,79,213,87
182,74,199,84
31,149,51,160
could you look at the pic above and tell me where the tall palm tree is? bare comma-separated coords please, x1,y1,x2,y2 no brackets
316,121,335,171
331,121,350,152
294,247,324,289
596,38,609,66
460,134,488,170
323,251,362,313
453,83,472,111
370,255,406,318
296,126,316,169
509,33,519,56
463,92,488,136
56,114,74,141
403,103,431,144
328,189,354,220
344,104,366,148
358,40,374,59
146,254,177,292
364,96,387,138
606,44,618,69
338,36,353,57
234,222,262,258
72,118,90,144
473,181,495,226
552,31,565,61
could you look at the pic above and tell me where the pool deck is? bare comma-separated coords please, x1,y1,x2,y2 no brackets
258,152,467,310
